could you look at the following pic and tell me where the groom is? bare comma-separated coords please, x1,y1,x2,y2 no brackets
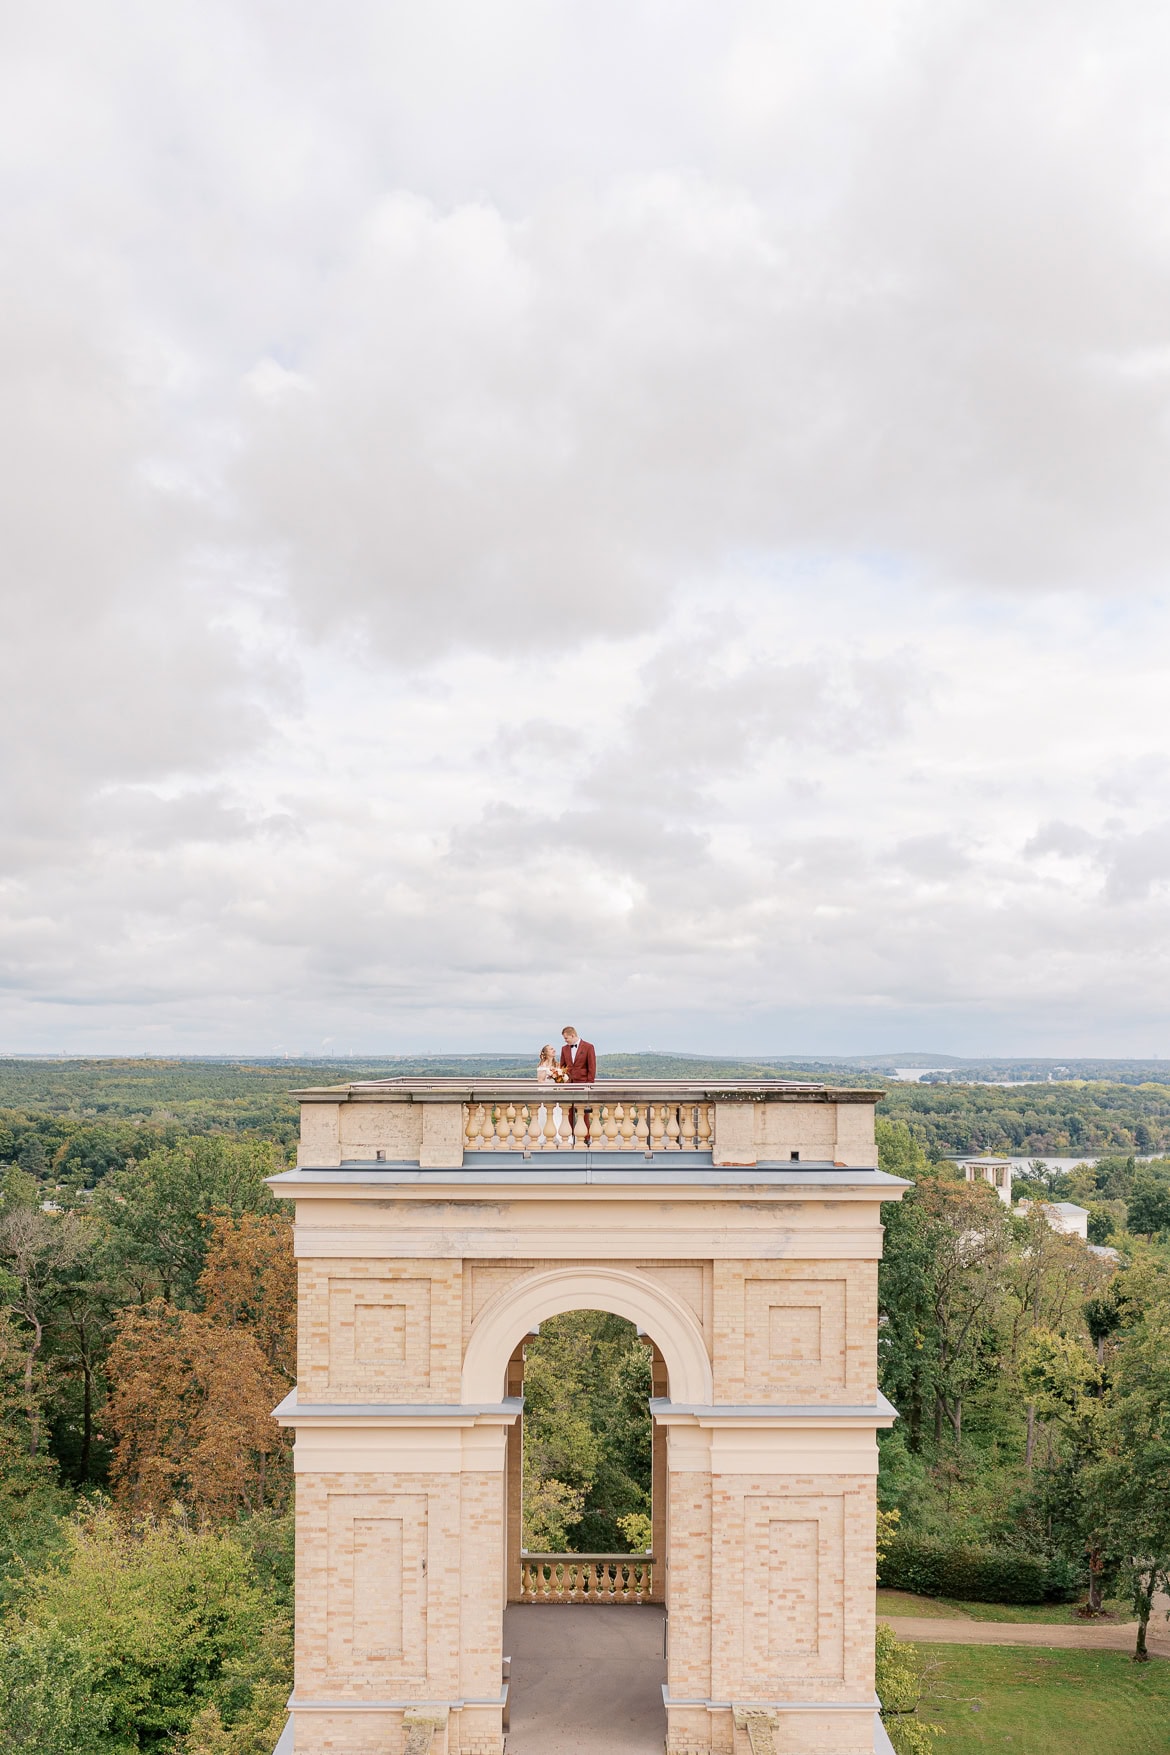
560,1025,596,1141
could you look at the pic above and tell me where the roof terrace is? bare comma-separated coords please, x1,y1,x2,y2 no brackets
287,1074,886,1178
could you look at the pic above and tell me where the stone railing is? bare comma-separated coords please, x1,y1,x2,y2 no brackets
519,1552,655,1602
292,1075,884,1170
464,1097,713,1153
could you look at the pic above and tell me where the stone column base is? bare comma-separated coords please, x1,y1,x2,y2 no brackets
665,1699,881,1755
287,1703,504,1755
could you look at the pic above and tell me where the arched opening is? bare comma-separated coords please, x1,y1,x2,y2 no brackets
464,1267,705,1754
520,1311,654,1556
462,1264,713,1404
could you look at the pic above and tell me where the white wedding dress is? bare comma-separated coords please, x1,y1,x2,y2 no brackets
535,1062,565,1143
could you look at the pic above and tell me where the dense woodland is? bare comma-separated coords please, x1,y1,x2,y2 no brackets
5,1053,1170,1166
1,1060,1170,1750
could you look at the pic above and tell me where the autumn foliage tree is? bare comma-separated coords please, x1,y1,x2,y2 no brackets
106,1302,289,1519
198,1214,296,1382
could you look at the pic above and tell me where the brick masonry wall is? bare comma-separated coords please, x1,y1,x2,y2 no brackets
298,1260,463,1403
713,1260,878,1405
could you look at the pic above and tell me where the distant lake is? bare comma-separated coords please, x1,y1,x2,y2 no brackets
951,1154,1159,1172
894,1068,1051,1085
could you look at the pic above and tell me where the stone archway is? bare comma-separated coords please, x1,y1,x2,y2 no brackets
463,1263,713,1404
273,1075,906,1755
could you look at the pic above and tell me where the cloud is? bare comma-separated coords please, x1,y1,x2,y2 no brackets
2,2,1170,1052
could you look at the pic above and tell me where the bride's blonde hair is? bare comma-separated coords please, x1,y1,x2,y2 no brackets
538,1043,557,1064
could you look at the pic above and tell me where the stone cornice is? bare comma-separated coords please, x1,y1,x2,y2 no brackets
293,1078,885,1104
269,1166,910,1198
272,1389,523,1426
649,1394,898,1428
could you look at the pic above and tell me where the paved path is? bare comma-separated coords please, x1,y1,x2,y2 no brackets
503,1605,666,1754
879,1614,1170,1657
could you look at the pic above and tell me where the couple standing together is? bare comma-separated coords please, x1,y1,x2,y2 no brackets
535,1025,596,1084
535,1025,596,1143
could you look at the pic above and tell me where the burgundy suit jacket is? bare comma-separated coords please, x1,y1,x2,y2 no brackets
560,1039,596,1083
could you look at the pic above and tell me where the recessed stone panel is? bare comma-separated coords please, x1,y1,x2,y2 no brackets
327,1492,427,1684
745,1277,846,1397
327,1277,430,1397
743,1493,845,1684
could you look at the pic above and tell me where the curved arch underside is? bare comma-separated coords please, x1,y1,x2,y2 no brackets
461,1264,713,1404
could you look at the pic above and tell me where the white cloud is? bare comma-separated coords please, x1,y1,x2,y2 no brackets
2,1,1170,1053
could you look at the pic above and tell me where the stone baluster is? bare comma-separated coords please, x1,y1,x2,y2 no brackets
680,1104,696,1150
604,1104,619,1151
542,1102,558,1150
666,1105,681,1150
697,1104,713,1150
620,1104,636,1150
635,1105,649,1151
573,1105,588,1150
649,1106,666,1153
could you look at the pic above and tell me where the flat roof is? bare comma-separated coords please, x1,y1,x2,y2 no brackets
292,1077,886,1104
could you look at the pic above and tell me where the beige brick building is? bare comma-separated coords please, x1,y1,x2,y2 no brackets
271,1077,907,1754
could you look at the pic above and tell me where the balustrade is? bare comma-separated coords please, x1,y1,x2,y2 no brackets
463,1097,712,1153
519,1552,655,1603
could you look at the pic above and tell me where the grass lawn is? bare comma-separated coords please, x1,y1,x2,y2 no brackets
913,1644,1170,1753
878,1588,1132,1625
878,1589,969,1618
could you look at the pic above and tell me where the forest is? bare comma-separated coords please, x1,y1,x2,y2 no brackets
5,1053,1170,1165
1,1060,1170,1750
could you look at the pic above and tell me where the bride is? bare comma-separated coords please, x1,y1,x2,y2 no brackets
535,1044,566,1142
536,1044,565,1083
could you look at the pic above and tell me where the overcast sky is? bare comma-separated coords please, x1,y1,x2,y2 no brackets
3,0,1170,1057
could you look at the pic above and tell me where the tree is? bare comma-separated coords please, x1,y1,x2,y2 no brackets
521,1311,651,1551
14,1509,272,1748
1084,1287,1122,1366
1088,1280,1170,1658
877,1188,941,1453
96,1138,279,1309
106,1301,289,1519
0,1206,88,1456
0,1620,113,1754
881,1165,1035,1457
875,1118,932,1179
522,1476,588,1551
48,1222,116,1485
1126,1173,1170,1239
1019,1327,1111,1611
16,1136,47,1179
172,1615,293,1755
0,1312,69,1610
1003,1202,1110,1468
198,1214,296,1380
1087,1205,1116,1246
875,1624,941,1754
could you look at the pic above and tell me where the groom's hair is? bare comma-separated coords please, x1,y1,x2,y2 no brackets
562,1025,577,1037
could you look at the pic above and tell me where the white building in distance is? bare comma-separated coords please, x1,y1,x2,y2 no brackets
959,1158,1012,1205
1016,1199,1089,1240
